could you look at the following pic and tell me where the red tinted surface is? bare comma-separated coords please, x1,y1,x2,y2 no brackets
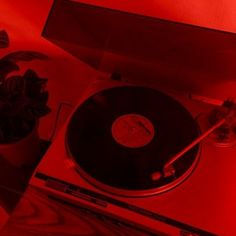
72,0,236,33
43,0,236,98
1,0,236,235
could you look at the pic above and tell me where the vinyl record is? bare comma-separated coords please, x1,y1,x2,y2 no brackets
66,85,200,196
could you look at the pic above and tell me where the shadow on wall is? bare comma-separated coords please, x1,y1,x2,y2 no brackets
66,0,236,33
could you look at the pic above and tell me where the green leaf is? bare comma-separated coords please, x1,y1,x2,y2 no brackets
0,30,9,48
2,51,49,62
23,69,48,98
40,91,49,104
3,75,24,95
31,104,51,117
23,68,38,80
0,60,19,81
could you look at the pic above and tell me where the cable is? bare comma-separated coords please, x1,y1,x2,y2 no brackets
48,102,74,142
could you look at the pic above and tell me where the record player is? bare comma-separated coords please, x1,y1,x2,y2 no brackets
30,1,236,235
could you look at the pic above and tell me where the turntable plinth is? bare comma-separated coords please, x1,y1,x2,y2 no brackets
0,187,159,236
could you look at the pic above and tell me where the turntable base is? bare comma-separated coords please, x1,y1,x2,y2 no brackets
30,80,236,236
66,85,200,196
0,187,155,236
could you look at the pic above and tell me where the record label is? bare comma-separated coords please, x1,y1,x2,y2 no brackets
111,113,155,148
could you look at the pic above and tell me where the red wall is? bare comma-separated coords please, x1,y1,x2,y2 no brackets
1,0,236,34
74,0,236,33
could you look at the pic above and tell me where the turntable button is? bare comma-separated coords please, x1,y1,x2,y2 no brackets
90,198,107,207
71,190,107,207
45,179,68,192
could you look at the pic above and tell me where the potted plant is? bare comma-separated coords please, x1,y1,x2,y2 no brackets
0,30,50,167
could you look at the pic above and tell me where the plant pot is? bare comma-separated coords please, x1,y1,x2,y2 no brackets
0,122,40,167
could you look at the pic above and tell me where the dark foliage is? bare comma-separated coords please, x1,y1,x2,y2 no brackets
0,30,9,48
0,30,50,143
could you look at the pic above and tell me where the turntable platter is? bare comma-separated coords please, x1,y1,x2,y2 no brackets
66,86,200,196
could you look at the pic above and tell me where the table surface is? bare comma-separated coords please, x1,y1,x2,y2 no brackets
0,138,153,235
0,186,155,236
